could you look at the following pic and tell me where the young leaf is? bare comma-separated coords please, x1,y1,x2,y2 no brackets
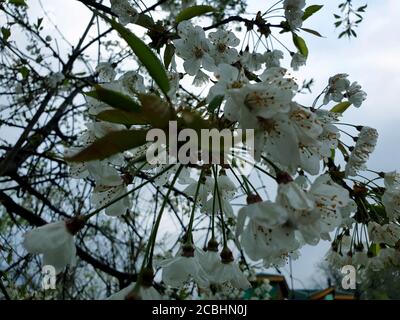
163,43,175,70
357,4,368,12
134,14,155,30
106,17,170,97
179,109,213,132
96,109,150,125
207,95,224,112
138,94,176,128
334,21,342,28
9,0,27,6
338,142,349,158
330,101,352,113
369,243,380,257
300,28,323,37
175,5,215,23
65,129,148,162
85,85,141,112
302,5,323,21
292,33,309,58
18,66,30,79
1,28,11,42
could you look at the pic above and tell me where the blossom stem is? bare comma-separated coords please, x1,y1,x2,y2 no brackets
146,165,183,267
212,165,227,247
262,0,284,16
229,167,249,195
84,164,176,220
186,169,205,243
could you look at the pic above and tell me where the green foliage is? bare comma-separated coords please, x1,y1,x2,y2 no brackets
292,33,309,58
300,28,323,37
106,17,170,97
163,43,175,70
334,1,367,39
65,129,148,162
85,85,141,112
175,5,215,23
302,5,323,21
8,0,27,7
330,101,352,113
95,109,150,126
1,27,11,42
207,95,224,113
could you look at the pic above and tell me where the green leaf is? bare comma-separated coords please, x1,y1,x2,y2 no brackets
96,109,150,125
369,243,380,257
357,5,367,12
138,93,176,127
36,17,43,29
65,129,148,162
85,85,141,112
18,66,29,79
338,30,347,39
207,95,224,112
337,142,349,158
175,5,215,23
330,101,351,113
330,148,335,161
300,27,323,37
302,5,323,21
1,27,11,41
163,43,175,70
9,0,27,6
134,14,155,30
292,33,309,58
334,21,342,28
179,109,213,132
106,17,170,97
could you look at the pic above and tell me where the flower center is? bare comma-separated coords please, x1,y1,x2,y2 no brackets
245,91,273,110
230,81,243,89
193,47,204,59
258,118,277,134
217,43,227,53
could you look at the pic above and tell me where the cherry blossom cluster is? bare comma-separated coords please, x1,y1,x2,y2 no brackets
20,1,399,300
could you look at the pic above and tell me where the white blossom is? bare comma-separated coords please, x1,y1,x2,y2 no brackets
345,126,378,177
207,63,247,102
159,246,209,288
95,62,116,82
110,0,138,26
214,261,251,290
368,222,400,246
347,81,367,107
174,21,215,76
290,52,306,71
283,0,306,29
240,51,264,72
382,171,400,220
208,29,240,65
90,165,131,217
323,73,351,104
263,50,284,68
23,218,84,273
107,282,161,300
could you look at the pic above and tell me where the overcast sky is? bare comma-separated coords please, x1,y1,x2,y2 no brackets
2,0,400,290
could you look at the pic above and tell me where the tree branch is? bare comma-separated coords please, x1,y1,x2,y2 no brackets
0,191,137,283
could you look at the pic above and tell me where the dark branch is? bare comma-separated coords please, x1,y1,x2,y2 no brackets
0,191,137,283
